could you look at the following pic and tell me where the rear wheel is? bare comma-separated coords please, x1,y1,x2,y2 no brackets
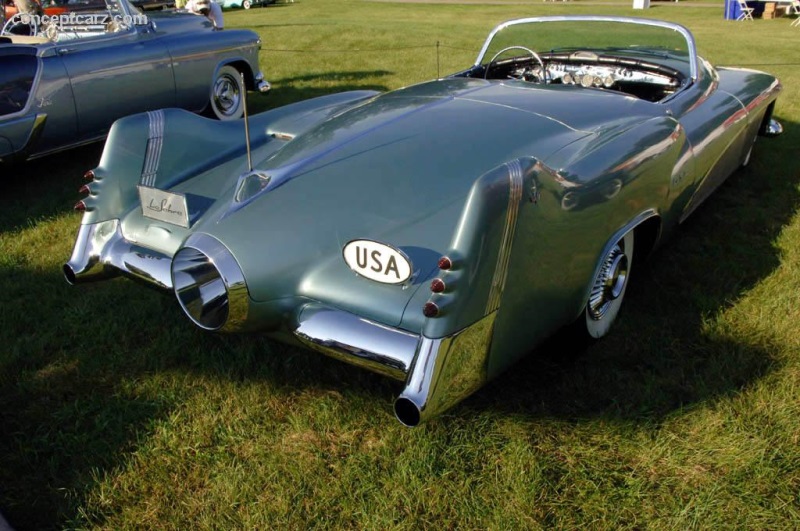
584,230,634,339
209,65,244,120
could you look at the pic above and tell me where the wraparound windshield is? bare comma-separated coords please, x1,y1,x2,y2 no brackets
476,16,697,82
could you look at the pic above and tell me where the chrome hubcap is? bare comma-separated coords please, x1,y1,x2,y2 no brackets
588,244,629,320
213,75,241,116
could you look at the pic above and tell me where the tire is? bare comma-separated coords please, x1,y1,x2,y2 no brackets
243,0,251,8
583,230,634,339
209,65,245,120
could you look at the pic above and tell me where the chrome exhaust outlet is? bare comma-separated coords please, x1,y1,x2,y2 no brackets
292,305,497,426
171,233,251,332
63,221,122,285
394,312,497,427
64,220,174,289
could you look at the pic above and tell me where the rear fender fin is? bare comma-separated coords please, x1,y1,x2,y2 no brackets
422,157,540,340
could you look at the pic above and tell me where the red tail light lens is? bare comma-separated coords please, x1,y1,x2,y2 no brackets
437,256,452,270
84,170,95,181
78,185,90,195
422,302,439,318
73,200,86,212
430,278,445,293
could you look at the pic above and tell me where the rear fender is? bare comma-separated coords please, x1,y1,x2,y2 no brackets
419,157,540,340
79,92,381,226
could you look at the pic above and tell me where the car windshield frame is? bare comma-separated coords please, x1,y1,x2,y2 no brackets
475,16,699,83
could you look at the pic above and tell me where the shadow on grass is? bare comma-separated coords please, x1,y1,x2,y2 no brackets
0,104,796,529
0,144,104,234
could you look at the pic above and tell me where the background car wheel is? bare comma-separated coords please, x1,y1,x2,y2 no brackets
243,0,252,8
584,230,634,339
209,65,245,120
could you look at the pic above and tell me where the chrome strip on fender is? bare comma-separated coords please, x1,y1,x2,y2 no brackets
141,110,165,187
485,159,524,314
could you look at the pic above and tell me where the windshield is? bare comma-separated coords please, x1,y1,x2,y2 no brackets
477,17,697,82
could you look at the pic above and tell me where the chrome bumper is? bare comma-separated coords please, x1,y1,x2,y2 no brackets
66,222,496,427
255,71,271,93
294,304,496,427
63,221,174,290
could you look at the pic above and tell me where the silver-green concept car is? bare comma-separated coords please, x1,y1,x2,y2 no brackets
0,0,269,163
65,17,782,426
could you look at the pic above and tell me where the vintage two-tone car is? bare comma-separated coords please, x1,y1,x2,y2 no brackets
218,0,275,10
65,16,782,426
0,0,269,163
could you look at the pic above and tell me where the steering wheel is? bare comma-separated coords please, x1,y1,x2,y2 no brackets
484,45,546,82
1,13,39,36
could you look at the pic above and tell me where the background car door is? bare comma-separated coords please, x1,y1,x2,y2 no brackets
58,26,174,141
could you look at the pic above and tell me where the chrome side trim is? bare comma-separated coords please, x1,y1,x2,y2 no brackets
395,312,496,427
293,304,419,381
485,160,523,315
140,110,165,187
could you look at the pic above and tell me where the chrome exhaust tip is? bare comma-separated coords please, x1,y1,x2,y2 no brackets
394,397,423,428
171,233,250,333
62,263,78,285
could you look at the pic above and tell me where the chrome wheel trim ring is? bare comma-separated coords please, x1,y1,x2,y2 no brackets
585,231,634,339
213,74,241,117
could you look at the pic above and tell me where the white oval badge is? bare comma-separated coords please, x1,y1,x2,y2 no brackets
343,240,412,284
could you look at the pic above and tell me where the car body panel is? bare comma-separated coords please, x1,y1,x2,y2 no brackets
65,16,781,426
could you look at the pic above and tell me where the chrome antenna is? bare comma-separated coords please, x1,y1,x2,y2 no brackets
241,73,252,172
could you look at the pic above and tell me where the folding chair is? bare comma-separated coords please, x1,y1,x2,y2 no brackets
737,0,755,20
790,0,800,25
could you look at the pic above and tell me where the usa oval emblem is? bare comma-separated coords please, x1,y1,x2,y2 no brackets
342,240,412,284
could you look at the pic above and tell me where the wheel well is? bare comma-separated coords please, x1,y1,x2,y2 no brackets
222,60,255,90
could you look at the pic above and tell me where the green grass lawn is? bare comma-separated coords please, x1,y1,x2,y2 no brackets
2,0,799,528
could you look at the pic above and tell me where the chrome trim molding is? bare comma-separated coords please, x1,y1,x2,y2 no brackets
140,110,165,187
63,220,174,289
395,312,496,427
486,160,523,315
293,304,419,381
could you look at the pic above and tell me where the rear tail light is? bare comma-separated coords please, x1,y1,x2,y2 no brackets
422,302,439,318
437,256,452,270
430,278,446,293
73,201,86,212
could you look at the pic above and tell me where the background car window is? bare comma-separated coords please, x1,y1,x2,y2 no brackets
0,55,37,116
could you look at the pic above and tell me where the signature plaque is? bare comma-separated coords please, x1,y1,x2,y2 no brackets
138,186,190,228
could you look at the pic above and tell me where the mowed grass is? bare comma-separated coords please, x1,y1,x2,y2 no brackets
1,0,799,528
